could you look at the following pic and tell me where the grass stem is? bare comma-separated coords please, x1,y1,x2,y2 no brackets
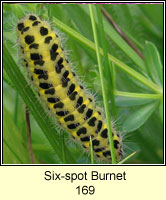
89,5,116,164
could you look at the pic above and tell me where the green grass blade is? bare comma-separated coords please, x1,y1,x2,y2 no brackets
118,151,137,164
90,136,94,164
96,5,116,119
115,91,162,107
3,106,30,164
89,4,116,164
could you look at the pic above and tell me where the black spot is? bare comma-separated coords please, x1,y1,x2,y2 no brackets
31,76,33,81
77,127,87,136
29,43,39,49
80,85,84,89
55,64,64,74
47,97,59,103
92,139,100,146
56,34,59,38
40,26,48,36
64,115,74,122
45,88,55,95
54,102,64,109
84,109,93,120
82,145,87,149
88,98,93,102
96,155,100,157
103,151,111,157
21,27,29,34
30,53,42,60
114,140,120,149
44,36,53,44
67,123,80,129
96,120,102,133
29,15,37,21
25,35,34,45
62,71,69,79
56,111,69,116
77,104,86,113
34,69,47,74
17,23,24,31
58,57,63,65
72,72,76,76
50,44,58,61
39,83,52,89
34,70,47,79
67,84,75,96
98,111,101,115
55,58,64,74
51,43,58,52
75,97,83,108
34,60,45,66
101,129,108,138
88,117,97,127
26,63,28,67
81,136,90,142
94,147,105,152
62,78,70,88
32,21,41,26
65,59,69,63
69,91,77,100
38,74,48,80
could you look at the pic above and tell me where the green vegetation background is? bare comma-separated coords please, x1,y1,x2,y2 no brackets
3,3,163,164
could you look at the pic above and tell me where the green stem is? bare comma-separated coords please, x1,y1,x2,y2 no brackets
14,91,19,125
96,5,116,119
118,151,137,164
115,90,162,99
90,136,94,164
53,17,162,94
89,5,116,164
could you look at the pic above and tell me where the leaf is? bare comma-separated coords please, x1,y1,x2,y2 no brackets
144,41,163,85
115,96,154,107
3,106,30,164
123,101,159,132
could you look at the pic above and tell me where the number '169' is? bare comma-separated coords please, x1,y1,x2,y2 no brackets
76,185,95,195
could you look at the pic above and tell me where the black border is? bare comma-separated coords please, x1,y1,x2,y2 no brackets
1,0,165,166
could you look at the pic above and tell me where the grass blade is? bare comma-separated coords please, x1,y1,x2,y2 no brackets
89,4,116,164
96,5,116,119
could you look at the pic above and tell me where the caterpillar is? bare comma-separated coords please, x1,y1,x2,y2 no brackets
16,14,123,163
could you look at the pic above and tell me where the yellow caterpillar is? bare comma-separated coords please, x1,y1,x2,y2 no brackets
17,14,123,162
